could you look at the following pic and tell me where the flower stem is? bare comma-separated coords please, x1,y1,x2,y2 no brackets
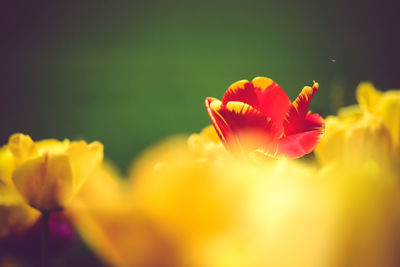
41,211,50,267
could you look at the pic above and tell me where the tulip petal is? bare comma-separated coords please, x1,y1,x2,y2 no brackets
205,97,231,144
223,101,274,134
8,133,38,163
36,139,70,154
277,129,324,158
376,92,400,148
67,141,104,191
222,77,291,132
219,101,277,153
222,80,258,107
0,146,17,186
356,82,382,113
12,153,74,211
251,77,291,128
283,82,321,135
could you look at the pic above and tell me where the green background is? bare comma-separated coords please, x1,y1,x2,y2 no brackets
1,0,399,171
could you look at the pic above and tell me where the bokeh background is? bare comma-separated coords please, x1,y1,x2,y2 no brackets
1,0,399,171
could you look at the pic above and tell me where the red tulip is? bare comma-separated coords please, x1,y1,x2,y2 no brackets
205,77,324,158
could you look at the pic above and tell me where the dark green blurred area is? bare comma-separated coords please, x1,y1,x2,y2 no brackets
1,0,399,171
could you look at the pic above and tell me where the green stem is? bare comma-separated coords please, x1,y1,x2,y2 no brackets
41,211,50,267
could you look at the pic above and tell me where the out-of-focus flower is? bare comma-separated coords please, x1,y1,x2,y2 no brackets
206,77,324,158
130,134,400,267
187,125,227,160
68,159,178,267
0,133,103,212
129,136,255,266
317,161,400,267
68,126,400,267
357,82,400,154
0,181,40,238
315,82,399,166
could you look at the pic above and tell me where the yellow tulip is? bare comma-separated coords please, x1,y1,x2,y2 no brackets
0,133,103,212
315,82,399,167
357,82,400,148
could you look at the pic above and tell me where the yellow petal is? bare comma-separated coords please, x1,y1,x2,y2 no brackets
376,91,400,148
67,141,104,191
356,82,382,113
7,133,38,163
36,138,70,154
315,113,392,166
12,153,74,211
72,158,126,212
199,124,221,143
314,116,346,165
187,125,227,160
336,104,363,123
0,146,17,186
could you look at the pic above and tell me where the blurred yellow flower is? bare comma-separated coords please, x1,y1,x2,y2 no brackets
315,82,399,167
67,127,400,267
0,181,40,238
357,82,400,149
68,159,178,267
0,133,103,212
319,160,400,267
187,125,227,160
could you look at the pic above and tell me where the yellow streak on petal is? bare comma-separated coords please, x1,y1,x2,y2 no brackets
292,81,318,110
251,77,274,91
226,101,251,114
313,81,319,90
209,100,228,143
228,80,249,92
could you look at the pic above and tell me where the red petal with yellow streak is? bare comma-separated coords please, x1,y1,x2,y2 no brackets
207,99,277,153
283,82,322,135
205,97,230,145
220,101,275,137
222,77,291,132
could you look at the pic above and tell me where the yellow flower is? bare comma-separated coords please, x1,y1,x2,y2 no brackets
67,127,400,267
317,161,400,267
357,82,400,149
187,125,227,160
0,133,103,212
0,181,40,238
68,159,178,267
315,82,399,166
129,135,349,267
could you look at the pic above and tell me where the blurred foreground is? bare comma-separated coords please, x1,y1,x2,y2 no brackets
1,82,400,266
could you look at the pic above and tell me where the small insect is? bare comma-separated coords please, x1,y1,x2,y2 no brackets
330,59,337,63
